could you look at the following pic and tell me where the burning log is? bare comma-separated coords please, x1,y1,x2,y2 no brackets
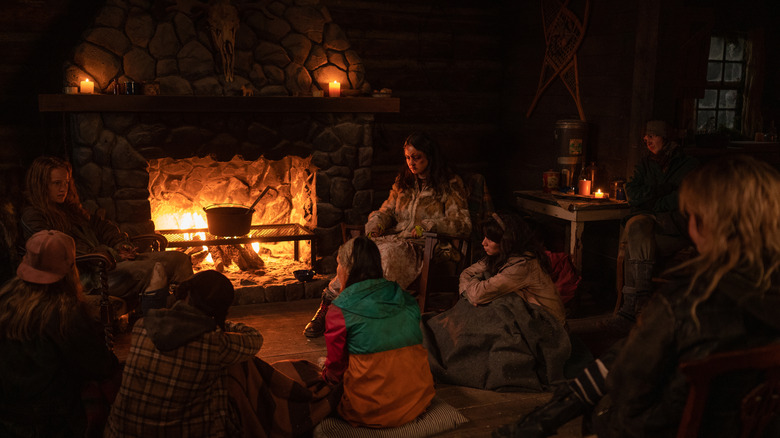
187,247,210,267
205,244,264,273
237,244,265,272
208,245,228,272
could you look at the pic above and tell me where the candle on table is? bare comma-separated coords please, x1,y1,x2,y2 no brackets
594,189,606,199
578,179,591,196
329,81,340,97
79,79,94,94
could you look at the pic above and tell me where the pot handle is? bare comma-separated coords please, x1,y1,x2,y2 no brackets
247,186,276,212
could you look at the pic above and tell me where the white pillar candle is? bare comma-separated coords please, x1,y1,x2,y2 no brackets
79,79,94,94
328,81,340,97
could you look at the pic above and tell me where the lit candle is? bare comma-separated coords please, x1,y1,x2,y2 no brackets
329,81,340,97
594,189,606,198
79,79,94,94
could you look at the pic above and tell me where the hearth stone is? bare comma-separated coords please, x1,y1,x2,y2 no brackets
232,277,329,305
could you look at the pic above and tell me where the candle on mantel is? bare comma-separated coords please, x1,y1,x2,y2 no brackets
329,81,340,97
594,189,606,199
79,79,94,94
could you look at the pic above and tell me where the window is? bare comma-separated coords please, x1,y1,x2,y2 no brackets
695,35,746,133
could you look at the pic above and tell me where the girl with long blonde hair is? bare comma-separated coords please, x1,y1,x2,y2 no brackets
676,154,780,325
23,156,89,233
21,156,193,310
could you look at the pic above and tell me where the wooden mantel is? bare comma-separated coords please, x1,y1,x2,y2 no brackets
38,94,400,113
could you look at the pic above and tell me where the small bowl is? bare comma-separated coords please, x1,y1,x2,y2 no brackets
294,269,315,282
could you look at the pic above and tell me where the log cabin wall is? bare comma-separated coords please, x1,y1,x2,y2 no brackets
2,0,780,284
321,0,507,207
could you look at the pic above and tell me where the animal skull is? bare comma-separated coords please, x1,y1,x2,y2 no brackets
208,0,239,82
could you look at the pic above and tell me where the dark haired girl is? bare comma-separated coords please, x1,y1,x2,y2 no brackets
304,132,471,337
422,213,571,392
322,236,435,427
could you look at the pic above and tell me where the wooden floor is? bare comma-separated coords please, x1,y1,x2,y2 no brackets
114,298,587,437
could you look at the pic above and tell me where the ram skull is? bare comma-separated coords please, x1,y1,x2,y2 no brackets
208,0,239,82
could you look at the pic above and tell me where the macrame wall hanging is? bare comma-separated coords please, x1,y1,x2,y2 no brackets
527,0,591,121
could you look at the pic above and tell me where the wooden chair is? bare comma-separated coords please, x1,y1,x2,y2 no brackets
677,343,780,438
340,223,469,312
76,233,169,351
339,172,492,313
416,231,471,312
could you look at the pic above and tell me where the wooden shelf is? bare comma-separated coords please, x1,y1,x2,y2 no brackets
38,94,400,113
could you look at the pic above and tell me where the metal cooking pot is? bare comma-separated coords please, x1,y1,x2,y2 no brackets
203,204,253,237
203,187,275,237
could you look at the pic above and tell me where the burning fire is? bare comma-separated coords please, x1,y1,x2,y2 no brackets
147,155,317,276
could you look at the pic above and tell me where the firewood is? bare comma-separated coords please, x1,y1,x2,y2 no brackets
189,248,209,266
208,245,227,272
238,244,265,269
221,245,244,269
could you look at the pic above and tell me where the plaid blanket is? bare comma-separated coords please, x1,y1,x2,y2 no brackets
227,358,341,438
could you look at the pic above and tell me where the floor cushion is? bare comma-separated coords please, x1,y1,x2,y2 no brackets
313,396,468,438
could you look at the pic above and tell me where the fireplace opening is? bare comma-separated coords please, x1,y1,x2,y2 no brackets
147,154,318,291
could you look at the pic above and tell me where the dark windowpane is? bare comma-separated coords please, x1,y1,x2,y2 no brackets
709,36,724,60
723,62,743,82
718,111,735,130
698,111,716,132
707,62,723,81
725,38,744,61
720,90,737,109
699,89,718,109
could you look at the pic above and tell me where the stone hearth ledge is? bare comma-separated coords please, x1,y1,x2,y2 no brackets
232,276,330,305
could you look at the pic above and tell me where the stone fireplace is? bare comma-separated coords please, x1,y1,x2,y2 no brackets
47,0,399,301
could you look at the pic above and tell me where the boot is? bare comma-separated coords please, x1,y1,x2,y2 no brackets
615,286,638,322
597,259,655,335
303,297,332,338
594,286,637,336
492,385,586,438
631,260,655,317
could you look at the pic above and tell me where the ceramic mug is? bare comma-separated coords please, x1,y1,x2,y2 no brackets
543,170,560,193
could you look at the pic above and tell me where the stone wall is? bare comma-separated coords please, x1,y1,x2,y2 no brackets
63,0,378,268
69,109,374,267
65,0,369,96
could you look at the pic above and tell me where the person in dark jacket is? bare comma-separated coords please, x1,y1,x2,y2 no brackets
20,156,193,310
494,155,780,438
0,230,118,437
607,120,698,331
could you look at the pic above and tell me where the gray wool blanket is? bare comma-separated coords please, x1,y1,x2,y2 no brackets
422,293,572,392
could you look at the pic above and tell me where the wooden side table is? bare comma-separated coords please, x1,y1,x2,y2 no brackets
514,190,631,273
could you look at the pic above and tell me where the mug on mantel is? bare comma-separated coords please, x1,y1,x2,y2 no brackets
125,81,140,95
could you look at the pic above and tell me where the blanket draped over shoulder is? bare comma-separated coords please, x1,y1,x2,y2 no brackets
227,358,341,438
422,294,571,392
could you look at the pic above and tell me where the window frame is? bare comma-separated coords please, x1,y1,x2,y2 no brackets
695,34,747,133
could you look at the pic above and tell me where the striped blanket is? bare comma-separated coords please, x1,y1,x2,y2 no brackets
227,358,341,438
